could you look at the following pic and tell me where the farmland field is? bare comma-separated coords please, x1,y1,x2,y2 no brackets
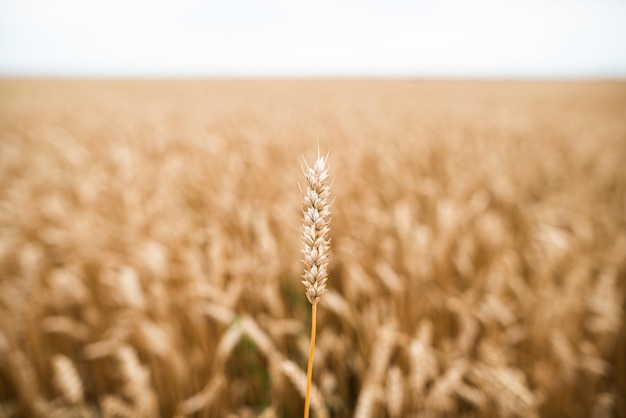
0,79,625,417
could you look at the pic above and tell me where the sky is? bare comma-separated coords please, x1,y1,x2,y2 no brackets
1,0,626,78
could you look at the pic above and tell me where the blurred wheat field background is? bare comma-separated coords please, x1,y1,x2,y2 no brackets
0,79,625,418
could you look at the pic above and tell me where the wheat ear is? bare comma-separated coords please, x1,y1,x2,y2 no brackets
301,152,331,418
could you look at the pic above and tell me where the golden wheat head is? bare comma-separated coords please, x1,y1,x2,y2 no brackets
301,153,332,305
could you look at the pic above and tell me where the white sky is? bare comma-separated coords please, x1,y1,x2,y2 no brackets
1,0,625,78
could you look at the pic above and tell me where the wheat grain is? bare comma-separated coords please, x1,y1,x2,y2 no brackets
115,345,158,417
48,268,89,307
550,331,578,382
136,319,171,357
353,384,379,418
374,261,404,294
454,381,486,409
7,350,50,416
367,325,397,386
471,364,538,417
100,396,134,418
446,296,479,355
321,289,353,325
52,355,84,404
203,302,237,326
409,321,438,397
587,268,621,337
83,320,132,360
301,153,332,305
425,360,467,413
42,316,90,341
354,326,397,417
580,340,609,376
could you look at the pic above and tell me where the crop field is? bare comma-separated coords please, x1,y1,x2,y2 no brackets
0,79,625,418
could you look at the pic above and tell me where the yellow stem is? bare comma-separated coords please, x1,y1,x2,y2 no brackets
303,300,318,418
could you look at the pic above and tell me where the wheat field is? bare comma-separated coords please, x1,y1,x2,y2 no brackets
0,79,625,418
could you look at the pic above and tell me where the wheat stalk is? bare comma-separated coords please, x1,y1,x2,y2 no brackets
300,151,331,418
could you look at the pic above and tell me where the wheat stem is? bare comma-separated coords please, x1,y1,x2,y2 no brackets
304,300,318,418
